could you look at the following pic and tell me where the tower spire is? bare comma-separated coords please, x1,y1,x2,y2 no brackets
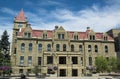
15,9,27,22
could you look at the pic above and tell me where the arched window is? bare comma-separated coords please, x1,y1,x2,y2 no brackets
95,45,98,53
38,44,42,51
71,44,74,51
21,43,25,52
29,43,32,52
56,44,60,51
63,44,66,51
88,45,92,52
105,45,108,53
79,45,82,52
47,44,51,51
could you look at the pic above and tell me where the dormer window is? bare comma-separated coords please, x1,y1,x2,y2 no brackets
90,35,95,40
43,34,47,39
104,36,108,41
58,33,65,39
74,35,78,40
24,32,31,38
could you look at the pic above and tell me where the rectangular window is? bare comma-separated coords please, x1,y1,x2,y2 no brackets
47,56,53,64
14,48,16,54
16,32,18,36
72,57,78,64
62,34,64,39
72,69,78,76
24,32,27,37
27,69,31,73
38,57,41,65
59,56,66,64
89,57,92,65
58,34,61,39
60,69,66,76
19,69,23,73
28,56,32,66
20,56,24,66
28,33,31,38
81,57,83,66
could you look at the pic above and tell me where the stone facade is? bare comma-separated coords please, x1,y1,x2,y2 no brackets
11,10,116,77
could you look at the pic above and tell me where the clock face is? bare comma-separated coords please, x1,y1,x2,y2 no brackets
18,24,23,28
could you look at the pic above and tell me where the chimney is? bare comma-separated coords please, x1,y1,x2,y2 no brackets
55,25,59,30
87,27,90,30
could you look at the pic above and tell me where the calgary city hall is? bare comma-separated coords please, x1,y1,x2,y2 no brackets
11,10,116,77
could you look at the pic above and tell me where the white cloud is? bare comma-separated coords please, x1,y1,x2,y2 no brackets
1,0,120,43
0,7,17,15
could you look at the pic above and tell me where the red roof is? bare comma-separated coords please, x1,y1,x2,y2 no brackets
15,9,27,21
17,27,114,41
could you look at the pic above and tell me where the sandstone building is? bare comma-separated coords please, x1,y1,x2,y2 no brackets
11,10,116,77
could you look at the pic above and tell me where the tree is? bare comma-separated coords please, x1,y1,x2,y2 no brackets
0,30,11,76
107,57,117,72
95,56,108,73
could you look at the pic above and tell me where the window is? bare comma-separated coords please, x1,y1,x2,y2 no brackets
62,34,64,39
20,56,24,66
58,34,65,39
90,35,95,40
105,45,108,53
43,34,47,39
19,69,23,73
16,32,18,36
72,57,78,64
89,57,92,65
27,69,32,73
63,44,66,51
28,33,31,38
38,57,41,65
47,56,53,64
58,34,61,39
71,44,74,51
24,32,31,38
18,24,22,28
81,57,83,66
28,56,32,66
59,56,66,64
47,44,51,51
29,43,32,52
95,45,98,52
72,69,78,76
38,44,42,52
21,43,25,52
104,36,108,41
14,48,16,54
60,69,66,76
56,44,60,51
88,45,92,52
79,45,82,52
74,35,78,40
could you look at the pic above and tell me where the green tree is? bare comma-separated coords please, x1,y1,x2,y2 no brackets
0,30,11,76
95,56,108,73
107,57,117,72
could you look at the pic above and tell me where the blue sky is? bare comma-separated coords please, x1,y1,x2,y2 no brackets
0,0,120,42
